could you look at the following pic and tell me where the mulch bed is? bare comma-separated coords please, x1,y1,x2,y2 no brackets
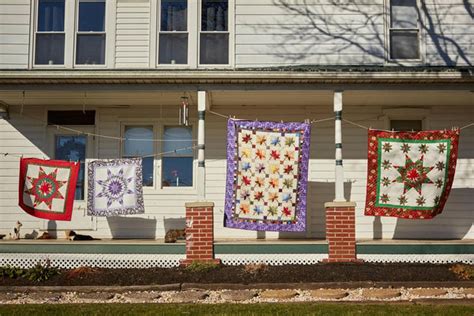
0,263,469,286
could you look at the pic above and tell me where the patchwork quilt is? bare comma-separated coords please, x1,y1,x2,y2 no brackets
224,120,311,231
19,158,80,221
87,158,145,216
365,129,460,219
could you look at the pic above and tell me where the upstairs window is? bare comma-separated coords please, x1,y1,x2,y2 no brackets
159,0,188,65
76,0,106,65
389,0,420,60
35,0,65,65
200,0,229,64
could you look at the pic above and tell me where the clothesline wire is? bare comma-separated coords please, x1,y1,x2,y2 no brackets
9,111,197,143
0,145,199,161
343,118,474,132
208,109,334,125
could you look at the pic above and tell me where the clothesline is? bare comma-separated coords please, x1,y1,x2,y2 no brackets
0,145,199,161
208,109,335,125
342,118,474,132
10,111,197,143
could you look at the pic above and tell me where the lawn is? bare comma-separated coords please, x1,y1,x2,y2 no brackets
0,303,473,316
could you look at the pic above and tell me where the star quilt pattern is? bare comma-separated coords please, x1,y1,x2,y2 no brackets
87,158,144,216
224,120,311,231
365,129,460,219
19,158,80,221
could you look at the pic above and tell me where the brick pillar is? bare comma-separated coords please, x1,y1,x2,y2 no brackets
324,201,359,263
180,202,220,266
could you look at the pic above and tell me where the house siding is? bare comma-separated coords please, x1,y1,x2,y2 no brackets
0,0,31,69
0,91,472,240
114,0,151,68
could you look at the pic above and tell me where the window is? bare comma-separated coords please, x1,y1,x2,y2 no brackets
48,111,96,125
55,135,86,200
390,119,422,131
389,0,420,60
200,0,229,64
35,0,65,65
123,126,154,187
76,0,106,65
162,127,193,187
159,0,188,64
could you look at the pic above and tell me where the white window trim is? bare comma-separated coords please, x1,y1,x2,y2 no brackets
384,0,425,65
382,107,431,130
119,121,198,195
197,0,234,68
74,0,108,68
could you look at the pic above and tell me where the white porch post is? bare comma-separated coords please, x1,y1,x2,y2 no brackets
334,90,346,202
197,91,208,199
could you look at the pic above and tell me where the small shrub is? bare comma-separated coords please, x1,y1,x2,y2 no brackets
0,265,26,279
450,264,474,280
185,261,220,273
65,266,98,279
243,263,268,275
23,259,60,282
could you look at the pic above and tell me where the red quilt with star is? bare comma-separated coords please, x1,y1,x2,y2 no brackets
19,158,80,221
365,129,460,219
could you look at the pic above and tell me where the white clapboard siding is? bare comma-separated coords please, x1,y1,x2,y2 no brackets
114,0,151,68
0,0,30,69
234,0,385,67
1,91,472,240
423,1,474,66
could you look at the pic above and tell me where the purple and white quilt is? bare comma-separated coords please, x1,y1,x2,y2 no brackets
87,158,144,216
224,119,311,232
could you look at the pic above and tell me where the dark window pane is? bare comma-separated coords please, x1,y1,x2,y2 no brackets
79,0,105,32
201,0,228,31
38,0,64,32
391,0,418,29
55,136,86,200
162,157,193,187
390,120,422,131
200,33,228,64
159,34,188,64
163,127,193,155
48,111,95,125
35,34,64,65
124,126,154,186
76,34,106,64
390,31,419,59
161,0,187,31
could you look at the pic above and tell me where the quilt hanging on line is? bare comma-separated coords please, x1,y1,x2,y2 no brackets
365,129,460,219
224,119,311,231
19,158,80,221
87,158,144,216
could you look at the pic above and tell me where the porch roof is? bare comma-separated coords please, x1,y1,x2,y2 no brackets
0,67,472,86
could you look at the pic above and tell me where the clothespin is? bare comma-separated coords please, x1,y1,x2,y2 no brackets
304,119,310,124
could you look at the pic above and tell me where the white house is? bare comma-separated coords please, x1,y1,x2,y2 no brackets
0,0,472,267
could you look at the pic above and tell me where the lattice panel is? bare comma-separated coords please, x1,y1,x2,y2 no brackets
358,254,474,264
0,254,185,269
219,254,327,265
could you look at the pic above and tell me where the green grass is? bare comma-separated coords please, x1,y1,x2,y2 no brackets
0,303,473,316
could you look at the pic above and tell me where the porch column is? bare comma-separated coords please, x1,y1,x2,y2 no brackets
324,90,359,263
197,91,208,199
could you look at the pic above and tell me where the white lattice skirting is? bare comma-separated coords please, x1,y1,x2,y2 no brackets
358,254,474,264
0,253,472,269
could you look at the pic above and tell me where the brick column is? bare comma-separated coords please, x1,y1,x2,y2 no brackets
324,201,358,263
180,202,220,266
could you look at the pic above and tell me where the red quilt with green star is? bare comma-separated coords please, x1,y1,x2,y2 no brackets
19,158,80,221
365,129,460,219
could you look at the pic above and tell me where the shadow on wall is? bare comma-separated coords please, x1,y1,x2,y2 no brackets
163,217,186,232
278,181,353,239
393,188,474,240
107,216,157,239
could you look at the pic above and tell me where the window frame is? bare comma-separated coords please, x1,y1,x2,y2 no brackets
157,0,191,67
33,0,67,68
385,0,424,64
160,125,195,189
197,0,232,67
74,0,107,68
119,120,197,194
382,107,430,131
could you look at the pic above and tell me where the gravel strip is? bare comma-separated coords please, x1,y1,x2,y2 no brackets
0,287,472,304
